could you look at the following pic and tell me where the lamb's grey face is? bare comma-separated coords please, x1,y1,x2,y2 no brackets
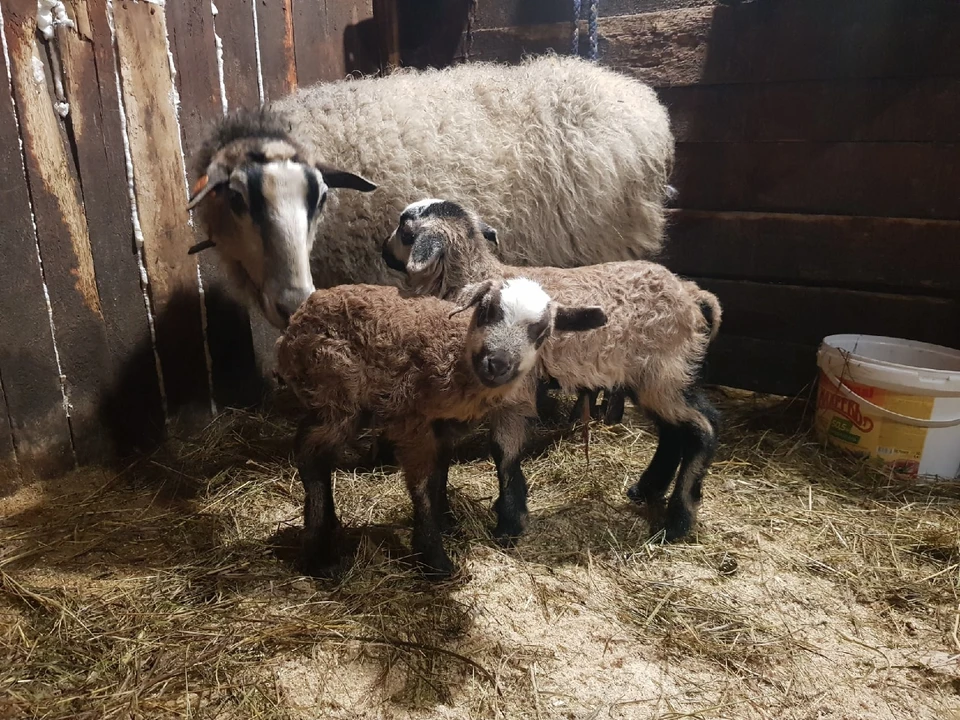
381,198,499,290
189,144,377,329
465,277,553,388
462,277,609,389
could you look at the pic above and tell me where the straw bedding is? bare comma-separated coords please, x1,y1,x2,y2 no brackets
1,388,958,719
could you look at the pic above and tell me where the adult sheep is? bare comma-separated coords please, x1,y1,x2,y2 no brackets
186,54,674,330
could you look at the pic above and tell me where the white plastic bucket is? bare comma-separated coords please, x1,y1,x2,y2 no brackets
815,334,960,479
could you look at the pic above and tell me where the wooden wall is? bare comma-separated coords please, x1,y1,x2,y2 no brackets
0,0,377,488
457,0,960,396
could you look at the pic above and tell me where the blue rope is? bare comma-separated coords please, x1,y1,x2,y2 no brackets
572,0,581,56
588,0,599,61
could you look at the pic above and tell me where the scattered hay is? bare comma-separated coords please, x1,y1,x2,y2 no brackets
1,388,959,719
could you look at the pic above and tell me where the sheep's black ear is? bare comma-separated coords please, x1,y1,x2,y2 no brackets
554,306,607,333
478,221,498,246
187,163,229,210
407,232,444,277
315,162,377,192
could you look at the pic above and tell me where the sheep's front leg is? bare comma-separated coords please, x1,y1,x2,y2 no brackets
295,417,343,577
489,409,530,547
396,436,454,579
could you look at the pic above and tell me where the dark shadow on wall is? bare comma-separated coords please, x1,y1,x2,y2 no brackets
97,286,267,464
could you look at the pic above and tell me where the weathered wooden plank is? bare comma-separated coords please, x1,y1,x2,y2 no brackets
702,334,817,398
113,0,211,418
255,0,297,100
4,0,113,464
0,7,74,478
373,0,399,70
58,0,165,457
659,78,960,144
692,279,960,351
292,0,372,85
0,375,19,495
662,211,959,296
468,21,571,64
598,1,960,87
672,142,960,221
217,0,260,111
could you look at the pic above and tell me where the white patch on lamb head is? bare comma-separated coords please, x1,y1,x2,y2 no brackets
499,277,550,326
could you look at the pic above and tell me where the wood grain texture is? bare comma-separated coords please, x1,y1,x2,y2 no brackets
693,279,959,350
113,0,211,418
4,0,112,463
0,3,74,478
659,78,960,144
63,0,165,457
0,376,18,495
672,142,960,220
217,0,260,111
473,0,715,29
598,1,960,87
662,211,960,295
292,0,372,85
256,0,297,100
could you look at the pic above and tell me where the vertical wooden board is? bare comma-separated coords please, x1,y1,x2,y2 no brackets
292,0,371,84
4,0,113,464
167,0,264,410
255,0,297,100
217,0,260,111
59,0,165,457
0,374,19,495
113,0,211,418
0,7,74,478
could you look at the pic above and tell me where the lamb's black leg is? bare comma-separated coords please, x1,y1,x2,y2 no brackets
601,386,627,425
397,436,454,579
627,416,684,506
295,417,342,577
430,420,458,535
663,389,720,542
489,409,530,546
370,433,397,467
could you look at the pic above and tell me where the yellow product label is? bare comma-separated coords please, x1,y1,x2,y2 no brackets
815,372,933,476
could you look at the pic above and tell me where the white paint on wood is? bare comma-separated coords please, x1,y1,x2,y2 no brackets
0,3,75,460
211,2,228,115
250,0,264,105
104,0,168,418
36,0,73,40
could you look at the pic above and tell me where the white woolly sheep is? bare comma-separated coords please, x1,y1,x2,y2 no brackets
185,54,674,329
276,278,606,579
381,199,722,544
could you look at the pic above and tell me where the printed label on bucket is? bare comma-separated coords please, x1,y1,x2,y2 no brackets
815,371,934,476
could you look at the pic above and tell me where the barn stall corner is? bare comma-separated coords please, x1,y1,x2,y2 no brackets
0,0,959,718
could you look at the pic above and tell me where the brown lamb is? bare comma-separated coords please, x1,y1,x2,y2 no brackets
276,280,606,579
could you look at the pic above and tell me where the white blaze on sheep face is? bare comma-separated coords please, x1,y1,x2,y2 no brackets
467,278,553,389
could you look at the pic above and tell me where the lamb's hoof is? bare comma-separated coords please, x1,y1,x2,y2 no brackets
492,516,527,548
300,548,342,579
662,504,696,543
417,552,455,581
627,482,654,506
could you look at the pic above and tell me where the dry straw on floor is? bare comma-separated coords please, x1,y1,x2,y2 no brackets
1,388,959,719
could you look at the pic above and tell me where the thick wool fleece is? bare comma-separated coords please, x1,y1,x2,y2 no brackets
275,285,528,448
269,55,673,288
403,222,721,427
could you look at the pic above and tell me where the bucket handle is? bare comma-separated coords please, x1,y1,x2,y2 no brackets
823,371,960,429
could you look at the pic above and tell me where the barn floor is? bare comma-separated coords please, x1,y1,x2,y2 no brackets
1,388,959,720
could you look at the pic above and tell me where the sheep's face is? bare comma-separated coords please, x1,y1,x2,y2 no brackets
382,198,497,297
187,138,377,328
459,278,608,389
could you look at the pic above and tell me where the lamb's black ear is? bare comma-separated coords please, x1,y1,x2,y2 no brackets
554,306,607,333
407,232,445,277
478,221,498,246
315,162,377,192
